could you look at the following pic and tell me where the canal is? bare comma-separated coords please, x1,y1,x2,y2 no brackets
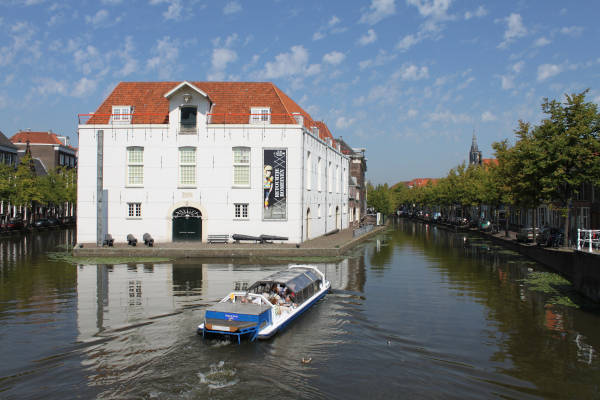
0,221,599,399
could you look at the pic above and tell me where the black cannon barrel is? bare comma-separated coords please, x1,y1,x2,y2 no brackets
103,234,114,247
127,234,137,246
143,233,154,247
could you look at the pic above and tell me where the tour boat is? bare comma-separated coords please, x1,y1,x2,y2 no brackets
198,265,330,343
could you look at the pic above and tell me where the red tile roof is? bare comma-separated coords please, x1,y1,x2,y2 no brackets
482,158,498,166
407,178,438,188
86,81,319,127
11,131,64,145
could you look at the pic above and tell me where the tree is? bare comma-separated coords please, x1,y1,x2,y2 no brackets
533,91,600,246
368,183,394,215
10,153,42,221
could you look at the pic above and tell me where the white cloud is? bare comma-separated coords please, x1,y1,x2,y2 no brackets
211,48,237,70
147,36,179,79
428,110,471,124
358,49,396,69
464,5,487,20
261,45,320,79
360,0,395,25
500,75,514,90
223,1,242,15
73,45,103,75
537,64,562,81
560,26,583,36
117,36,138,77
358,29,377,46
481,111,497,122
312,31,325,41
407,109,418,118
512,61,524,73
85,9,109,26
164,0,182,20
533,37,551,47
72,77,97,97
408,0,452,20
336,116,355,129
34,78,68,97
396,34,420,51
498,13,527,48
329,15,340,26
393,64,429,81
323,51,345,65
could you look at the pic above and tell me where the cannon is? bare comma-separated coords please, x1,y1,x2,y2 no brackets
127,234,137,246
143,233,154,247
103,233,114,247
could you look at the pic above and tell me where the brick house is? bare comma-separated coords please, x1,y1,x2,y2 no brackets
10,130,77,173
337,137,367,225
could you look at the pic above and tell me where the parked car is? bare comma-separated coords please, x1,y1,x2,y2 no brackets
536,227,564,247
61,216,75,225
33,219,49,228
46,217,60,227
6,218,24,230
516,227,541,243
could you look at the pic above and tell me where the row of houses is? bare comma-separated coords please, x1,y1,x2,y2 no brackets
403,134,599,236
77,81,367,245
0,129,77,220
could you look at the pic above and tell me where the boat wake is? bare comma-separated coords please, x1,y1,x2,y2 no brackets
197,361,239,389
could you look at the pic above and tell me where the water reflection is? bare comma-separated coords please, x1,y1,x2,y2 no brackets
1,223,600,399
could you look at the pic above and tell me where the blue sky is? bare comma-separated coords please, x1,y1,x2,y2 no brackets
0,0,598,184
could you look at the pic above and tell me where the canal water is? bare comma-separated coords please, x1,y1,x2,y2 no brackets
1,221,599,399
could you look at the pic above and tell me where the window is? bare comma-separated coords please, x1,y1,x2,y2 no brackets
328,203,332,216
127,147,143,186
179,147,196,186
112,106,131,123
318,203,321,218
180,106,197,132
234,203,249,219
127,202,141,217
233,147,250,186
317,157,322,191
336,165,340,193
306,151,312,190
250,107,270,124
59,153,65,165
343,168,347,194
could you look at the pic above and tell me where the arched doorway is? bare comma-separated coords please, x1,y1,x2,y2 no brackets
306,208,311,240
335,206,340,230
172,207,202,241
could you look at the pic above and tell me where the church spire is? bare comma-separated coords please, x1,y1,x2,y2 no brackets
469,131,482,166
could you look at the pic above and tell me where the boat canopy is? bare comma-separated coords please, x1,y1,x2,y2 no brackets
248,267,321,293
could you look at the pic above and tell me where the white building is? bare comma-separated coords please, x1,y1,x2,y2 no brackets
77,81,350,244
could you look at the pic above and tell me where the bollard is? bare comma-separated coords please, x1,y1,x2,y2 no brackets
143,233,154,247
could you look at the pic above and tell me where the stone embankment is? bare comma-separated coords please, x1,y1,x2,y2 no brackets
73,225,386,259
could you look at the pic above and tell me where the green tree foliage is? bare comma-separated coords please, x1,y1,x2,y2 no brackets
367,182,394,215
10,153,42,210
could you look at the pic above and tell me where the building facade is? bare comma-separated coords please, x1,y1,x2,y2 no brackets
0,130,17,167
77,81,350,245
10,130,77,172
337,138,367,225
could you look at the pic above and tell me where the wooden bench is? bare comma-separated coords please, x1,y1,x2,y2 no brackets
207,234,229,243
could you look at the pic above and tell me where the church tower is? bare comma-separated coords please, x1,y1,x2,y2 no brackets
469,133,482,166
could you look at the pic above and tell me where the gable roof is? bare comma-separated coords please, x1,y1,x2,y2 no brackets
11,131,64,145
0,130,17,150
10,131,77,152
86,81,318,127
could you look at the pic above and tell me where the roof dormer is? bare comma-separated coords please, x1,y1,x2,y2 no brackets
164,81,213,134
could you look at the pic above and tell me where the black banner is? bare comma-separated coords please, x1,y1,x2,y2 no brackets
263,149,287,220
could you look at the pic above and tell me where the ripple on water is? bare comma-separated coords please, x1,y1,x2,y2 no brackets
197,361,239,390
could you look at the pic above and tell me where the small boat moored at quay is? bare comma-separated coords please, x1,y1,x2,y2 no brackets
198,265,330,343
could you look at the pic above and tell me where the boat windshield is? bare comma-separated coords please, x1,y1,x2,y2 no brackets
248,268,321,293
